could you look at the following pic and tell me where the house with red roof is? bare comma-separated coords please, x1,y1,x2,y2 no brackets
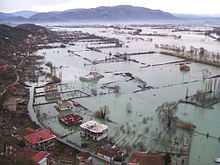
7,84,17,93
0,64,9,73
128,152,171,165
59,113,83,126
32,151,50,165
16,149,50,165
24,128,56,151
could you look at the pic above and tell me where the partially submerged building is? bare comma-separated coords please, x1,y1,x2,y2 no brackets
16,149,50,165
96,145,126,162
0,64,9,73
80,120,108,141
57,100,74,111
45,84,60,101
59,113,83,126
45,84,57,93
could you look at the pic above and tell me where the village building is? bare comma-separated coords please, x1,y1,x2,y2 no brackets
128,152,169,165
24,128,56,151
59,113,83,126
57,100,74,111
72,100,80,107
77,151,93,165
3,96,25,112
80,120,108,141
16,149,50,165
96,145,126,162
49,156,76,165
0,64,9,73
7,84,17,94
2,143,17,158
44,84,61,100
45,84,57,93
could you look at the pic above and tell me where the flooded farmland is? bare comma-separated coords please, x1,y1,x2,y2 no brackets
31,25,220,165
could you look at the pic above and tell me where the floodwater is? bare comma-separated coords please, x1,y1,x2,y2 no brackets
32,26,220,165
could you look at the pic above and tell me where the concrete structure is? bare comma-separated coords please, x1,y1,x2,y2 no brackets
80,120,108,141
0,64,9,73
57,100,74,111
96,145,126,162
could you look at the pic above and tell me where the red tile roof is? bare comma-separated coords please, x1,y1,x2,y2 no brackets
7,85,17,92
16,149,49,164
0,64,8,72
128,152,165,165
59,113,83,126
24,127,35,134
24,128,56,145
32,151,50,163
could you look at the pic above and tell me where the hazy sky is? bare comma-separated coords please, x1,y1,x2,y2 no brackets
1,0,220,15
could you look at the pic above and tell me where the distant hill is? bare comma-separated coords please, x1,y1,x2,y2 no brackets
2,6,220,24
0,24,30,56
0,24,29,44
0,12,27,22
11,10,38,18
16,23,57,39
30,5,176,22
0,13,14,19
17,23,50,34
0,24,57,56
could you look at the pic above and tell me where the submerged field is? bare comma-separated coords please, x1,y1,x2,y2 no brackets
30,25,220,165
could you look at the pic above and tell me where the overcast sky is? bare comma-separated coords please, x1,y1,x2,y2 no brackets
1,0,220,15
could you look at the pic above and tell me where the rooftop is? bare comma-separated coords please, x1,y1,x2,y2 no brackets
45,84,57,91
31,151,50,163
60,100,73,107
80,120,108,134
97,145,125,158
128,152,165,165
24,128,56,145
17,149,49,163
59,113,83,126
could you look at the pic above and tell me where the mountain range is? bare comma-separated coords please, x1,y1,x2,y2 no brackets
0,5,176,22
11,10,38,18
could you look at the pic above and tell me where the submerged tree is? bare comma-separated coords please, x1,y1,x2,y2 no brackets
45,61,53,73
126,98,132,114
156,102,178,132
95,105,110,120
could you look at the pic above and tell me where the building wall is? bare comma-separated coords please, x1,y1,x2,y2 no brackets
38,157,48,165
26,139,55,151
